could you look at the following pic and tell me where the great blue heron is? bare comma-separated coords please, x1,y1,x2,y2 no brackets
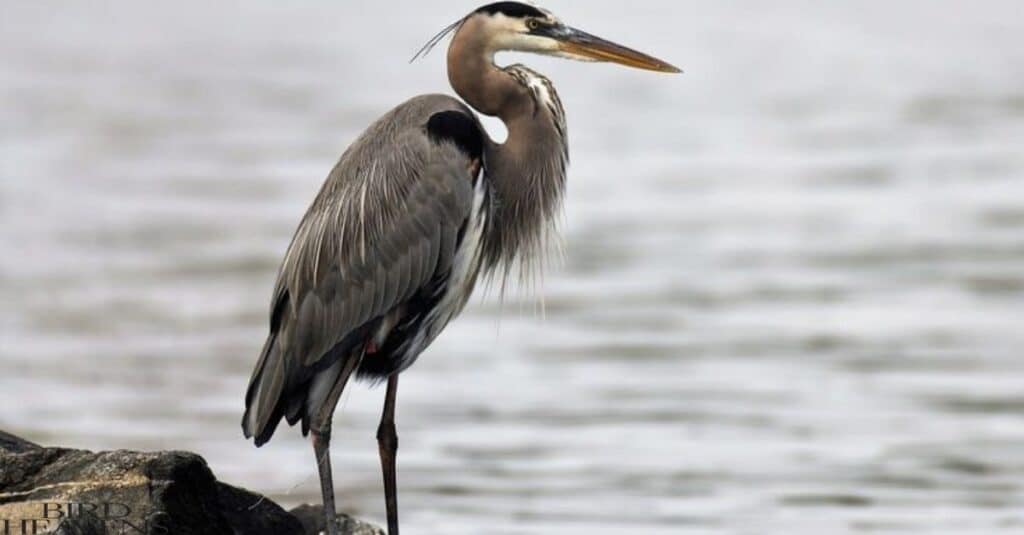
242,2,678,533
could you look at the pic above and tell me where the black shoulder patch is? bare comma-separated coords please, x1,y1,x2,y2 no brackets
475,2,545,19
426,111,484,161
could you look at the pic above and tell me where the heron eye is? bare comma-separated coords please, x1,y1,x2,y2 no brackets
526,19,539,30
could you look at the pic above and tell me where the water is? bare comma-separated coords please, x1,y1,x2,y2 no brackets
3,1,1024,533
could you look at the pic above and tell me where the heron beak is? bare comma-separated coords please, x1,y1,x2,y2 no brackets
553,25,681,74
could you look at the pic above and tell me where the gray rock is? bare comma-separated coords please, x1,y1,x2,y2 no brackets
52,511,108,535
0,431,382,535
290,504,386,535
0,430,41,454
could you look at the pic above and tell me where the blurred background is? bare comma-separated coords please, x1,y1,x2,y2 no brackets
2,1,1024,533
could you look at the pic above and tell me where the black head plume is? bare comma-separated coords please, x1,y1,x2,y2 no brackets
475,2,545,18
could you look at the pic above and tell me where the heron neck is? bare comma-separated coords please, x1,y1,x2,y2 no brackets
448,24,568,278
447,21,530,120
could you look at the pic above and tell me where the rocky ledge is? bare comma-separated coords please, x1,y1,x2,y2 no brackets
0,430,382,535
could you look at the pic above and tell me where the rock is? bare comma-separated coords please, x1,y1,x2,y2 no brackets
0,430,40,454
290,504,385,535
218,482,304,535
51,511,107,535
0,431,382,535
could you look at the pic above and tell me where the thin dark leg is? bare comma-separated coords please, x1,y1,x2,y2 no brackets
312,427,339,535
310,356,361,535
377,374,400,535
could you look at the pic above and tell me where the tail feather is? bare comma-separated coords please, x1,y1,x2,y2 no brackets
243,311,370,446
242,334,287,445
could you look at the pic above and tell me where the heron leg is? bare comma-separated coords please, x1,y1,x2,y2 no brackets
312,426,339,535
310,355,361,535
377,374,400,535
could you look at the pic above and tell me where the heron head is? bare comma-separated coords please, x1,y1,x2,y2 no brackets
477,2,680,73
415,2,681,74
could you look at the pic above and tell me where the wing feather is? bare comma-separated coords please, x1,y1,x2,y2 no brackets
242,95,481,442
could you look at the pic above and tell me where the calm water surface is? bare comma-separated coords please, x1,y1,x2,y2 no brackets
3,1,1024,533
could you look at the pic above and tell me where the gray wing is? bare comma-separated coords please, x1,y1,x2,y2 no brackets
243,95,480,445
